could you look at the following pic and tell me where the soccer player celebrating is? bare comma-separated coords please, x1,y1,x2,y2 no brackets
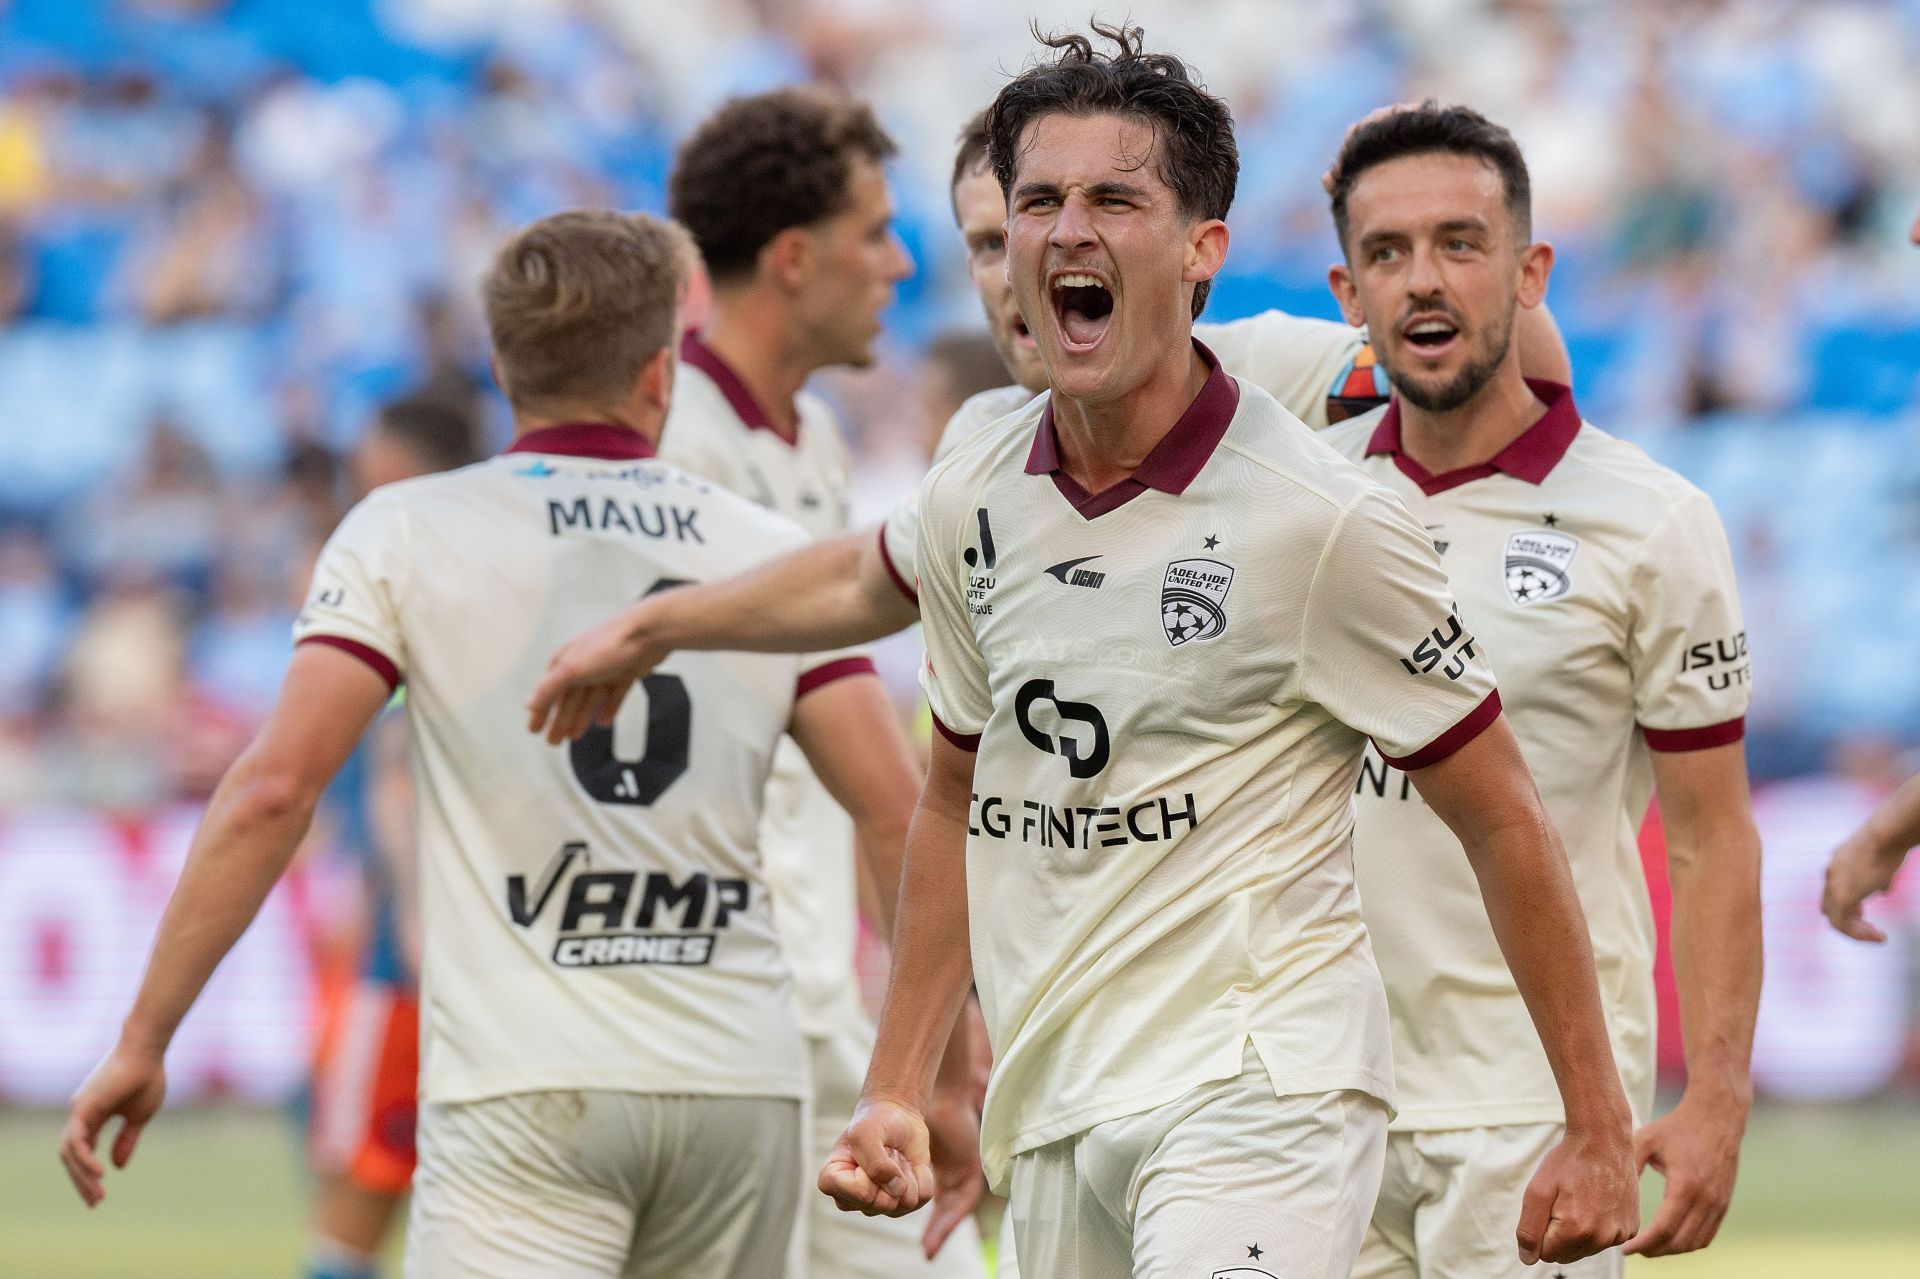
59,209,925,1278
658,87,988,1278
1318,105,1763,1276
523,109,1569,730
811,24,1635,1278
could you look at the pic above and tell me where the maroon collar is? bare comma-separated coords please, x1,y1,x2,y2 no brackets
1366,379,1581,496
504,422,656,461
678,331,796,446
1024,340,1241,519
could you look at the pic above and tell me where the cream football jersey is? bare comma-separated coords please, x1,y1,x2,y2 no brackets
916,343,1500,1188
294,423,872,1106
1322,382,1750,1129
658,332,868,1033
879,310,1378,603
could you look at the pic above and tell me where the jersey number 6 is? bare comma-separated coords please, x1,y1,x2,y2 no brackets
566,579,693,805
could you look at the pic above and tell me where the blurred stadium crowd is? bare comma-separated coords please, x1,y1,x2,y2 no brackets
1,0,1919,814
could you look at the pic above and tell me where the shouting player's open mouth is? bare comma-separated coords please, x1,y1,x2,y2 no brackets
1400,310,1463,361
1050,269,1114,353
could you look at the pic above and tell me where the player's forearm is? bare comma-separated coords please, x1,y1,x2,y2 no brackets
861,791,975,1109
120,755,321,1057
652,532,906,654
1855,772,1920,863
1464,812,1632,1130
1666,822,1762,1106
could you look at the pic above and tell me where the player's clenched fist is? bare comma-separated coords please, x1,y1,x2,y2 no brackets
818,1095,936,1218
1515,1122,1639,1265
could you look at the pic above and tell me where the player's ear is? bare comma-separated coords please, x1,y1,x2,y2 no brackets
1516,239,1554,310
488,354,508,397
1183,218,1229,287
761,226,814,293
638,342,675,413
1327,261,1366,327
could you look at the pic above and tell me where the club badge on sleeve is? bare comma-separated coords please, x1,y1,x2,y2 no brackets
1504,529,1578,605
1162,558,1235,646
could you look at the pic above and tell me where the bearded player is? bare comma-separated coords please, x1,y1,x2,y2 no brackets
59,209,925,1278
1315,104,1763,1278
813,24,1635,1279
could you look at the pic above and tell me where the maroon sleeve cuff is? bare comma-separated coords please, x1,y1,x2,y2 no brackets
796,655,877,699
876,525,917,605
298,635,401,693
930,711,981,752
1378,689,1502,772
1641,717,1745,752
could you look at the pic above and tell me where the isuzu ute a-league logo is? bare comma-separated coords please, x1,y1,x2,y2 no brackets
1504,528,1579,605
1162,558,1235,646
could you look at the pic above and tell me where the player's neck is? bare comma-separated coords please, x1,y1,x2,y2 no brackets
514,404,663,448
1048,340,1209,493
700,296,809,435
1396,357,1543,476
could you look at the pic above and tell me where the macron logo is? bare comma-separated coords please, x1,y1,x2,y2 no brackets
1044,555,1106,590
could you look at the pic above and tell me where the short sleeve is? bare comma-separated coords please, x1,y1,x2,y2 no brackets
796,644,879,699
1627,489,1749,750
1300,487,1501,768
913,472,991,749
877,495,920,604
294,492,410,691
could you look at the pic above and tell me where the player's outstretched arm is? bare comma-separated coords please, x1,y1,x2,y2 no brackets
819,734,979,1233
58,646,390,1207
1408,714,1638,1266
528,529,919,743
1824,769,1920,943
1625,742,1760,1257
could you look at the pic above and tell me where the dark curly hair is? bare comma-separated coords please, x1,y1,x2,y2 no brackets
985,21,1237,317
1327,102,1532,253
670,87,897,284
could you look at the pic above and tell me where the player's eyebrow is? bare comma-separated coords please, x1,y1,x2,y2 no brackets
1011,179,1151,203
1433,216,1492,237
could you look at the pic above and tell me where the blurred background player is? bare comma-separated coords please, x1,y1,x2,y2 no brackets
59,208,928,1278
658,87,988,1277
821,24,1635,1277
1321,104,1762,1277
303,395,480,1279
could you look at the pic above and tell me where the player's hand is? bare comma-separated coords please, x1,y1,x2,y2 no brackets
1515,1120,1638,1265
1623,1090,1747,1256
59,1043,167,1207
819,1094,934,1218
919,1090,985,1259
525,601,673,743
1822,830,1903,943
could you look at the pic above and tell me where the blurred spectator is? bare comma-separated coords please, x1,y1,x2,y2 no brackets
55,415,222,596
0,528,70,718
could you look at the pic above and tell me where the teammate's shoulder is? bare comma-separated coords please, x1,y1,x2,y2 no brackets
1562,418,1714,509
1316,401,1386,463
1218,380,1384,511
931,383,1038,465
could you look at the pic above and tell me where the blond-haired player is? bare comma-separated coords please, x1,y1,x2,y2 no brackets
1320,104,1763,1278
59,209,920,1278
